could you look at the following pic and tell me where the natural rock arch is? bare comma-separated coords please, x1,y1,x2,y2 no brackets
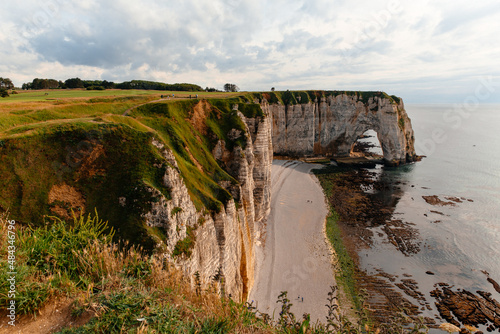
350,129,383,157
264,93,416,165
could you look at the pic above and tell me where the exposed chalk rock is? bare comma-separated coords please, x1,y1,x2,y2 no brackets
143,107,273,301
267,94,416,164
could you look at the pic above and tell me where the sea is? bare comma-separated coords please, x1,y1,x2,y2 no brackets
358,104,500,332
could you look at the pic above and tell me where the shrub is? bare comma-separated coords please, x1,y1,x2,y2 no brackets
171,207,183,216
172,226,196,258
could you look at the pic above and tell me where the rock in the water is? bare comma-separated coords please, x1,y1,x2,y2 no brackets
431,284,500,331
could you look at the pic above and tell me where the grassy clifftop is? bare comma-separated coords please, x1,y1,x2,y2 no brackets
0,92,265,251
0,213,278,333
245,90,402,106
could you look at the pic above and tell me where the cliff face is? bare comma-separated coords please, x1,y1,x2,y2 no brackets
135,94,416,299
143,107,272,300
268,94,416,164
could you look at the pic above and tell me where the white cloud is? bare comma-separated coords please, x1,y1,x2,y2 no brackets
0,0,499,102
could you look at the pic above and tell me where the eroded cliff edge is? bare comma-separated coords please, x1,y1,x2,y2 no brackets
140,92,417,300
143,106,273,301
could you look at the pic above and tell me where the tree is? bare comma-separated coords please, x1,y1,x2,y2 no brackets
102,80,115,89
24,78,60,90
0,77,14,90
0,89,9,98
223,83,239,92
64,77,84,89
271,87,275,91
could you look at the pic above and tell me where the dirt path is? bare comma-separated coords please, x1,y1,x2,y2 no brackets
249,160,335,323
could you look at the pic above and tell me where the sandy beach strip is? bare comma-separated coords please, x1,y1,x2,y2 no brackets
249,160,336,323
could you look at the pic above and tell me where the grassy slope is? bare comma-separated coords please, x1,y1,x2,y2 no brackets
0,92,265,251
313,168,361,311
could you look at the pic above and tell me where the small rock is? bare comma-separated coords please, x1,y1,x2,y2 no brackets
426,271,435,275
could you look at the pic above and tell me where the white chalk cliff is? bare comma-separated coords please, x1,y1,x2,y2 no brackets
268,93,416,164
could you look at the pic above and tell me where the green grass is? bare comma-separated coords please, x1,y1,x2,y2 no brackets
172,226,196,258
0,213,111,315
0,89,241,103
0,96,154,135
324,210,360,310
0,89,158,102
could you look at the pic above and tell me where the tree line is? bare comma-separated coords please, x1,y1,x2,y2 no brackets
21,78,205,92
1,76,241,98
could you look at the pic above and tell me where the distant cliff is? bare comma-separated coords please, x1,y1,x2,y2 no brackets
262,91,416,165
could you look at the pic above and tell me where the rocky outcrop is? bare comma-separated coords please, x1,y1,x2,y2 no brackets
143,109,273,301
431,284,500,331
267,93,416,165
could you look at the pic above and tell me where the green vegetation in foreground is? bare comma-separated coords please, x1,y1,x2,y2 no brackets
0,213,277,333
0,213,430,333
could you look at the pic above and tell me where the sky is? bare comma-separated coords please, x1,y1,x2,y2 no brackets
1,0,500,103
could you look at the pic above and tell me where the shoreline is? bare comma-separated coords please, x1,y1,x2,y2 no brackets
249,160,336,323
315,161,500,333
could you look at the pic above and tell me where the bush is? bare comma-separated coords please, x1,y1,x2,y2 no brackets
86,86,106,90
172,226,196,258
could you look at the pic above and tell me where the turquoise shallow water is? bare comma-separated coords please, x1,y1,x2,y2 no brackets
358,104,500,328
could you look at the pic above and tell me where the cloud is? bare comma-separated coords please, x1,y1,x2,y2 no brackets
0,0,499,102
434,1,500,34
